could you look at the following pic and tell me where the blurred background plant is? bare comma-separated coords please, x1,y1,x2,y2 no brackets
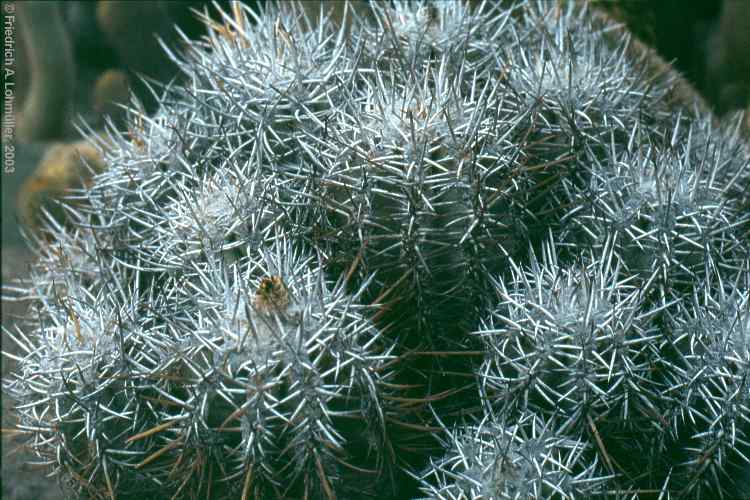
595,0,750,116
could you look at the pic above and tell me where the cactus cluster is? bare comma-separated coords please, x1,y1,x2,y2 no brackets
3,1,750,499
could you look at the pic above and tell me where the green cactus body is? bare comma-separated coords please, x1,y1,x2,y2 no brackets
3,1,750,499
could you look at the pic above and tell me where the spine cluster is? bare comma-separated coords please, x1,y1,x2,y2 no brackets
4,1,750,499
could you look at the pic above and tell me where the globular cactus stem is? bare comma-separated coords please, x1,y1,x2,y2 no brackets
3,1,750,499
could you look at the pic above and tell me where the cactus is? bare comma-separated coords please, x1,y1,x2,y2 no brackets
414,411,609,499
3,1,750,499
656,272,750,497
555,116,749,303
4,234,405,499
477,235,663,427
